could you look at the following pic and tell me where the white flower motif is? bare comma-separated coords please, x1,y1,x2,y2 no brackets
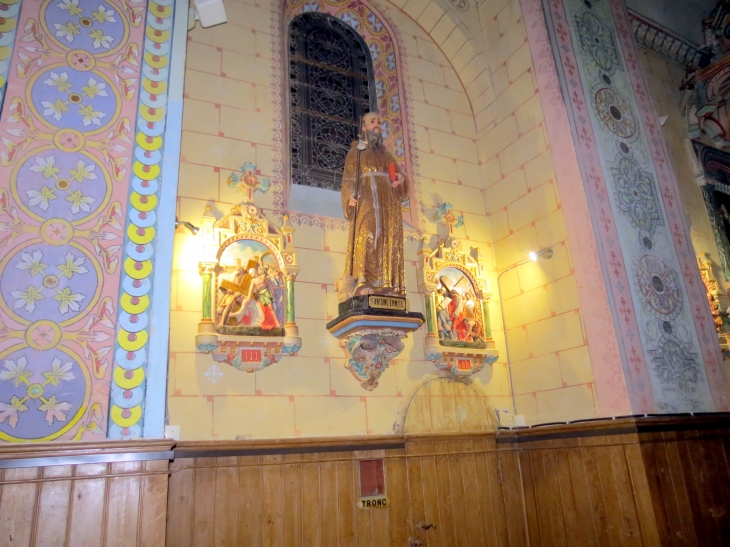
0,396,29,428
11,285,44,313
69,160,97,182
42,357,76,387
0,357,32,387
26,186,57,212
66,190,95,214
16,250,48,276
91,5,117,24
44,72,72,93
455,405,468,423
57,252,87,279
53,287,85,314
54,21,81,43
88,29,113,49
38,395,72,425
41,98,69,121
81,77,107,99
204,364,223,384
78,104,105,126
29,155,61,179
58,0,82,16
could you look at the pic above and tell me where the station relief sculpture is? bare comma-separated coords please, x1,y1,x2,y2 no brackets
418,238,498,376
195,169,302,373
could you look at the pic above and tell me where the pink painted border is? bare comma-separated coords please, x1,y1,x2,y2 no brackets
520,0,631,416
609,0,730,410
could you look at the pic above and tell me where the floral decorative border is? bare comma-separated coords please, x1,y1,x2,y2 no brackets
108,0,175,439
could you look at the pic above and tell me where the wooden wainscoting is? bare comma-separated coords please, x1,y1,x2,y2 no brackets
167,416,730,547
1,417,729,546
0,440,173,547
167,434,523,547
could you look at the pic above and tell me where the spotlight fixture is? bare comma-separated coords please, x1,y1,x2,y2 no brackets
176,219,200,235
529,247,553,262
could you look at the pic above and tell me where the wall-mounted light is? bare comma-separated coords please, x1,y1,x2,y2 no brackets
176,219,200,235
495,246,555,426
529,247,553,261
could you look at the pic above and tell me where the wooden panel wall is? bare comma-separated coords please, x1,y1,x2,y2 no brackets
1,419,728,547
0,459,169,547
167,423,730,547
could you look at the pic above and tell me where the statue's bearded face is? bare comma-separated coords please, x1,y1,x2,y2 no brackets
362,114,385,151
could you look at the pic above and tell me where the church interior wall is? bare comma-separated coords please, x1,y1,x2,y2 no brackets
476,0,597,423
638,45,730,380
3,1,730,545
168,0,598,440
639,47,729,296
0,0,181,443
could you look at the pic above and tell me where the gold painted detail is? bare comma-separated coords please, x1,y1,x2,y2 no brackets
368,296,406,310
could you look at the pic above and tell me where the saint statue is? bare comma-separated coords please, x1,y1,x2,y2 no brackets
338,112,409,300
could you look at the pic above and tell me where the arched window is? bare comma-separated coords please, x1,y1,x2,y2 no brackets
288,13,377,191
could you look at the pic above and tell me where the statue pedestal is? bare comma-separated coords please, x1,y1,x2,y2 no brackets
326,296,424,390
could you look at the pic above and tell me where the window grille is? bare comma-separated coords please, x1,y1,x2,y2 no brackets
288,13,377,191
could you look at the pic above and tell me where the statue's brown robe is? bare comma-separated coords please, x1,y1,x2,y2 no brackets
341,142,409,295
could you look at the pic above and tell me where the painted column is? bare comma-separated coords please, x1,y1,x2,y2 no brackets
481,301,491,339
199,263,215,321
109,0,185,439
531,0,730,412
424,292,436,335
285,273,295,325
0,0,186,443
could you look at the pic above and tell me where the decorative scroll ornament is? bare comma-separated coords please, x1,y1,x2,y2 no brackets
417,238,498,376
195,188,301,373
343,330,405,391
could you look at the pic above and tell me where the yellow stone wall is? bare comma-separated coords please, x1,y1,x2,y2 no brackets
167,0,597,440
476,0,595,423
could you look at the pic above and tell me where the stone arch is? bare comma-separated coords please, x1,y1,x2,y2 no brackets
393,0,493,118
393,371,497,434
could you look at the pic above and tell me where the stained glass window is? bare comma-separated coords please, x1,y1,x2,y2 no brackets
289,13,377,191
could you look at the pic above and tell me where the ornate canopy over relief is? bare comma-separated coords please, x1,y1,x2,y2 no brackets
418,238,498,376
195,195,301,373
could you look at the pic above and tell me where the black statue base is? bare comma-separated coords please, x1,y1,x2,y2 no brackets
327,295,424,339
338,294,412,316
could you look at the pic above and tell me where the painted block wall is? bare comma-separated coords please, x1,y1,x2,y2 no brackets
167,0,595,439
475,0,596,423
